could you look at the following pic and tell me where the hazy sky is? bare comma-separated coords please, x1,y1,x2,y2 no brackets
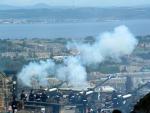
1,0,150,7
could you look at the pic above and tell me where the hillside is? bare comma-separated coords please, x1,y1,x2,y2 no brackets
0,7,150,23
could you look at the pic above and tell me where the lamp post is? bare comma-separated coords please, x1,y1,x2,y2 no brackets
12,75,17,99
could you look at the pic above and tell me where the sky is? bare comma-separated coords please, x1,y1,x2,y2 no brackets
1,0,150,7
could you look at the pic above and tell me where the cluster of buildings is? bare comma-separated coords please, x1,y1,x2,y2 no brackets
0,69,150,113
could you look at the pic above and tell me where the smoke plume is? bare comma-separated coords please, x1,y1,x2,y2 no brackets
72,25,138,65
18,59,55,86
18,25,138,87
56,57,87,87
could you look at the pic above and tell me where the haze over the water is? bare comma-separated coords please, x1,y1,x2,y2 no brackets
1,0,150,7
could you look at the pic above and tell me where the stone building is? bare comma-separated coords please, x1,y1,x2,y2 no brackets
0,71,10,112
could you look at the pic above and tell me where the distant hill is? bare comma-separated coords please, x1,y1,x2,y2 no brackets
31,3,52,9
0,6,150,23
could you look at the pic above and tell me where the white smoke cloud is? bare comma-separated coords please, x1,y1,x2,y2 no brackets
18,25,138,87
18,59,55,86
75,25,138,65
56,57,87,87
